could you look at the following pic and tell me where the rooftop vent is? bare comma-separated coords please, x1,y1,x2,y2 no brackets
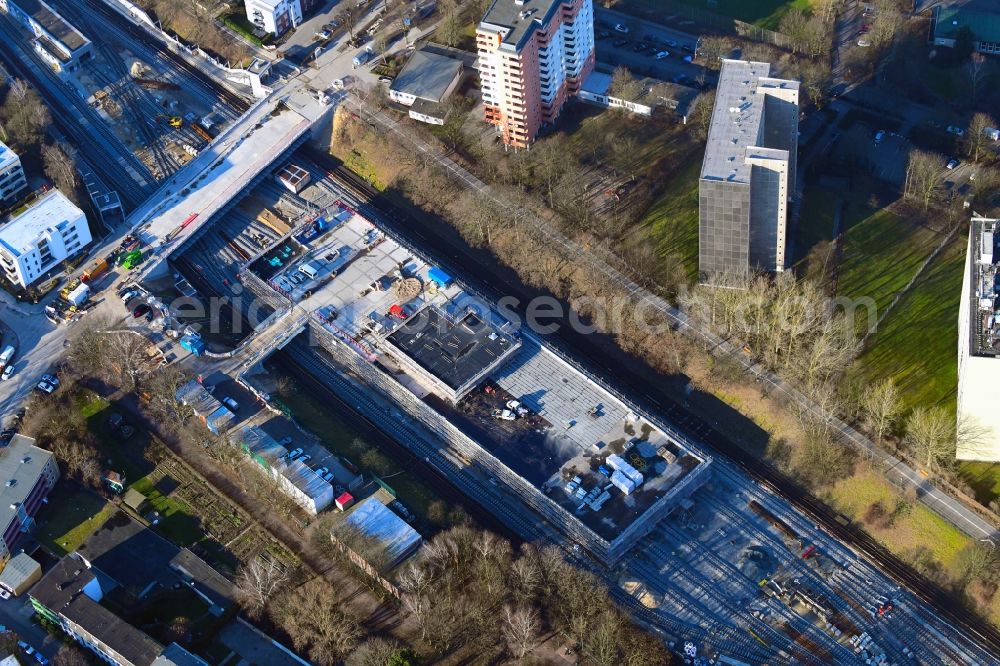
728,107,738,113
514,0,526,4
5,480,15,488
20,456,30,464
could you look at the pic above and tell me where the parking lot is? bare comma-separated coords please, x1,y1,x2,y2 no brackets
593,8,710,87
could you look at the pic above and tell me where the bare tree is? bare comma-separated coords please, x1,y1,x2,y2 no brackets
235,557,290,619
904,406,955,470
42,142,78,195
437,0,463,47
339,5,357,42
609,65,642,101
869,0,902,49
966,112,997,163
345,637,402,666
502,605,539,659
52,645,90,666
860,377,902,443
904,148,941,209
273,577,363,664
968,52,987,106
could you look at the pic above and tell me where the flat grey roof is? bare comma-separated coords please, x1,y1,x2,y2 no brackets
13,0,89,52
701,59,798,184
386,305,516,391
390,50,462,103
480,0,563,51
0,435,55,534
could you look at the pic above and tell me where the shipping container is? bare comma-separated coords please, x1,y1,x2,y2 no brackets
180,335,206,356
82,258,108,282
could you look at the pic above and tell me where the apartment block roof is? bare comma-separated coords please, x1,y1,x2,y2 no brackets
0,141,20,172
480,0,565,50
0,189,84,258
934,1,1000,43
13,0,89,52
31,557,165,666
0,435,55,532
701,59,798,184
390,50,463,103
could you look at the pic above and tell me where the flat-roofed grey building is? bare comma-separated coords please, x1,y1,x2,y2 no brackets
699,59,799,280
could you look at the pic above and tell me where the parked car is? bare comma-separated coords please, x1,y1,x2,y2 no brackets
612,38,628,47
874,129,885,143
665,39,678,47
682,54,693,62
35,380,56,394
315,30,332,40
947,125,965,136
655,51,670,60
41,373,59,388
332,78,346,90
0,588,9,599
857,37,871,47
297,454,312,464
287,447,304,459
1,365,13,381
132,303,151,318
221,396,239,412
34,653,49,666
16,642,33,656
613,23,629,33
120,289,140,303
682,44,695,53
323,471,335,482
315,467,329,477
596,30,610,39
947,157,960,169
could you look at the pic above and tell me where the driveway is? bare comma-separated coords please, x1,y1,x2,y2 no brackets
0,594,60,660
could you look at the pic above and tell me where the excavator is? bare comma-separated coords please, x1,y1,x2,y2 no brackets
156,115,184,129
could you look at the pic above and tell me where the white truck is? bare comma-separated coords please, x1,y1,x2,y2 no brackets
984,126,1000,141
0,345,14,371
65,283,90,307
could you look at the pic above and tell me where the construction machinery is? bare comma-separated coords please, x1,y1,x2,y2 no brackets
133,77,181,91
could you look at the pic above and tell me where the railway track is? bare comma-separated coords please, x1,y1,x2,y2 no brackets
299,150,1000,659
82,0,251,114
0,14,153,208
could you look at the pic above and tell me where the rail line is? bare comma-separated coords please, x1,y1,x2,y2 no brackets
303,151,1000,659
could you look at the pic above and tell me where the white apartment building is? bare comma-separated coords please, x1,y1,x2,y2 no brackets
957,216,1000,461
0,141,27,207
244,0,318,35
0,189,91,288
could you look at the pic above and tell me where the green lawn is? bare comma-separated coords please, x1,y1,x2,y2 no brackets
836,209,939,336
130,476,205,547
36,485,116,556
824,469,970,575
635,160,701,281
850,234,963,415
668,0,815,28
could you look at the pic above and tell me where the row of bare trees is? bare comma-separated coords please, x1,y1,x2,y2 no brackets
396,526,670,664
681,271,861,392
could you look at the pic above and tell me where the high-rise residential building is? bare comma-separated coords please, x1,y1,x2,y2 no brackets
0,188,91,288
477,0,595,148
0,140,27,207
244,0,318,35
957,216,1000,461
698,59,799,280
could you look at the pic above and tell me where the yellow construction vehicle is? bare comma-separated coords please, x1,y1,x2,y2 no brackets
168,116,183,129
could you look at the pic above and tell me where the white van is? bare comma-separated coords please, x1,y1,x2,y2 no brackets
0,345,14,369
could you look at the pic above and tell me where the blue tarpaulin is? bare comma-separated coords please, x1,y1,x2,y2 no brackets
428,267,452,289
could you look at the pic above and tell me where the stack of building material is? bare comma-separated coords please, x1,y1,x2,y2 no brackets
607,453,644,487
